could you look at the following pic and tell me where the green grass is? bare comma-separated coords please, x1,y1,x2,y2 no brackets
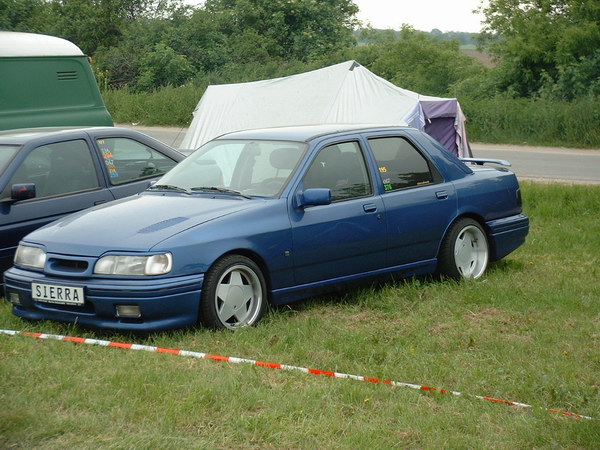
1,183,599,448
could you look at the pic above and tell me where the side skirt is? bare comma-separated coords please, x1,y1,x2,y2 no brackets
271,259,437,305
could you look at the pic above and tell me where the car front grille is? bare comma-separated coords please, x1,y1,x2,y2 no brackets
50,258,89,272
45,254,97,278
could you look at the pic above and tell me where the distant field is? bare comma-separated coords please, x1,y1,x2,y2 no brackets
1,183,598,448
460,48,496,68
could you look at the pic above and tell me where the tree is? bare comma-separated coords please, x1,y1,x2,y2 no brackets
353,26,486,98
93,9,192,89
204,0,360,61
23,0,184,55
136,42,193,90
4,0,360,90
0,0,52,32
479,0,600,98
164,7,232,71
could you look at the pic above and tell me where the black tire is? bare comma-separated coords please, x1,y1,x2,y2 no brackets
438,218,489,279
200,254,267,330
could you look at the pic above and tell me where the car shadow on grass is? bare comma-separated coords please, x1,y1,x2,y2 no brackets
486,258,525,275
269,258,525,321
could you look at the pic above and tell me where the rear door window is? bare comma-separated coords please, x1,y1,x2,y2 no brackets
96,138,178,185
368,136,441,191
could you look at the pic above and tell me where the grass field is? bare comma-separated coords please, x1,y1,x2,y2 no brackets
1,183,599,448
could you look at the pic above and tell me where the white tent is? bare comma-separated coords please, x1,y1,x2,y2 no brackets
181,60,471,157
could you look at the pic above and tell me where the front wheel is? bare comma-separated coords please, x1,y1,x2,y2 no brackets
200,255,267,330
438,218,489,279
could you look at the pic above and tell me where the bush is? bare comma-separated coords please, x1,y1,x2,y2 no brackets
103,85,204,126
461,96,600,147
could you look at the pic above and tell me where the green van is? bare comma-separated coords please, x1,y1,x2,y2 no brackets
0,31,113,130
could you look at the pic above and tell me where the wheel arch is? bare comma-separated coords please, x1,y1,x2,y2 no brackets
436,213,491,279
217,248,273,302
439,212,490,255
437,213,496,269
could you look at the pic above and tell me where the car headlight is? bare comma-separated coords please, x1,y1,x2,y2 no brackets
94,253,172,276
14,245,47,269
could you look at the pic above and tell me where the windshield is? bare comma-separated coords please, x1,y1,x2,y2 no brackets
0,145,21,173
156,139,307,197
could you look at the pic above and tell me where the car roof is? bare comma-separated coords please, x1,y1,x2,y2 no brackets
215,124,411,143
0,127,145,146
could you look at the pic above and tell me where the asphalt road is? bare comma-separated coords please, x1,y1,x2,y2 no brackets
123,124,600,184
470,142,600,184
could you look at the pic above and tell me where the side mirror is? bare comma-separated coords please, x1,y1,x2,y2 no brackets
147,180,158,189
11,183,36,201
297,188,331,208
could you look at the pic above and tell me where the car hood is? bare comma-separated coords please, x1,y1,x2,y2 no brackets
25,193,258,256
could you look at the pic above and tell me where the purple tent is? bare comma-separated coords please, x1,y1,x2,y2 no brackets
418,99,471,157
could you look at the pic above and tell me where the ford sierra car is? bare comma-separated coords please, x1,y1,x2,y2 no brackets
4,125,529,331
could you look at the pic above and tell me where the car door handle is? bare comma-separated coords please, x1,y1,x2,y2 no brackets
435,191,448,200
94,200,107,205
363,203,377,213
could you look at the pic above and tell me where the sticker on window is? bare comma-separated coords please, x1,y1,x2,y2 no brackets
100,148,119,178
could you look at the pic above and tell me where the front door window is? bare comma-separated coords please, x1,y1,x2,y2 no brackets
303,141,371,201
1,139,100,200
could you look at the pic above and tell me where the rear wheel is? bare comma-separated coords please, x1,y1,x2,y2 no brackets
200,255,267,330
438,218,489,279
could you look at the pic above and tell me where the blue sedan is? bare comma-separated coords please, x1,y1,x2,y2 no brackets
4,125,529,331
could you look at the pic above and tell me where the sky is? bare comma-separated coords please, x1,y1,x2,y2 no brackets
184,1,489,34
352,0,488,33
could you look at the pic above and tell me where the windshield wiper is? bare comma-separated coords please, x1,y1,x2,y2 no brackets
147,184,190,194
191,186,251,199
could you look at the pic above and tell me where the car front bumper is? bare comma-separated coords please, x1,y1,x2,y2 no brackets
4,267,204,331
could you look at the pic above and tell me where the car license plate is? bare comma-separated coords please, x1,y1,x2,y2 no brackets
32,283,84,306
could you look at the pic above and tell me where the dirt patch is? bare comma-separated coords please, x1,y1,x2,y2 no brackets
465,307,505,323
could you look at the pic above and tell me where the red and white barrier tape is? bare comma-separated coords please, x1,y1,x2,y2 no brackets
1,329,594,420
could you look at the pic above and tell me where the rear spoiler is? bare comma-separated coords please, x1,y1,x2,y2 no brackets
461,158,512,167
